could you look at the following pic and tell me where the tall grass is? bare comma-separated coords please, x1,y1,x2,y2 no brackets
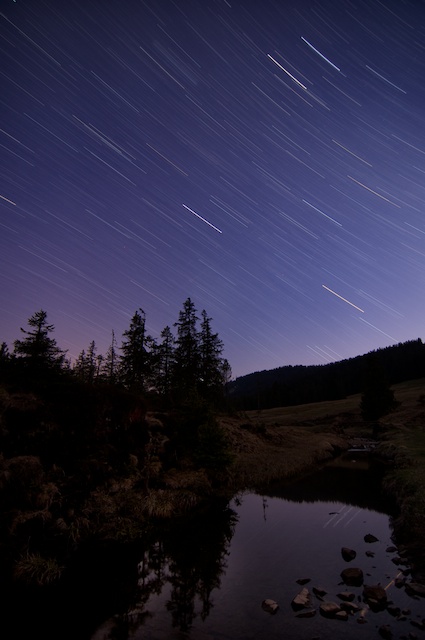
14,552,64,586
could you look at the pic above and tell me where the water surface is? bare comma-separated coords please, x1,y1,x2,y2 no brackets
90,455,425,639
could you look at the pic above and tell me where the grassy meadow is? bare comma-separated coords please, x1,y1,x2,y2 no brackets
221,377,425,578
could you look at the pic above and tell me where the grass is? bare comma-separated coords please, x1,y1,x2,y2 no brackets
224,377,425,579
243,394,363,425
14,552,64,586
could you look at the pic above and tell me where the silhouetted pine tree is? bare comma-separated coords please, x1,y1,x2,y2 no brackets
101,329,119,383
86,340,97,383
172,298,200,397
0,341,12,381
14,309,66,373
73,340,97,383
120,308,154,391
152,325,175,396
73,348,87,381
199,309,225,400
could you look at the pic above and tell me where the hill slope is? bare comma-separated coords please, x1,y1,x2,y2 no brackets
228,338,425,410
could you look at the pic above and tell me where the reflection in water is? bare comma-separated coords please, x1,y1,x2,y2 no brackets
7,455,425,640
90,454,418,640
260,454,396,514
91,501,239,639
161,503,238,632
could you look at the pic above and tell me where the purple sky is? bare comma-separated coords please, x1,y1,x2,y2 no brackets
1,0,425,379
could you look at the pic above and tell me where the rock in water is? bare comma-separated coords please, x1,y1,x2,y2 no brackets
341,547,356,561
296,609,316,618
405,582,425,597
378,623,392,639
262,599,279,614
363,584,387,610
312,585,327,598
340,567,364,586
291,587,310,610
319,601,341,618
336,610,349,621
296,577,310,585
364,533,379,543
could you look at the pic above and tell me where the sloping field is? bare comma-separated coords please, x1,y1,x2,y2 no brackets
242,377,425,426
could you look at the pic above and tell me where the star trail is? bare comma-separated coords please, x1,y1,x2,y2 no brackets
1,0,425,378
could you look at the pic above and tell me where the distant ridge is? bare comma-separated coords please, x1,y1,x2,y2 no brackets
228,339,425,411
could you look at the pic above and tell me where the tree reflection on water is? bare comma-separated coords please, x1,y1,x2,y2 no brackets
95,501,239,639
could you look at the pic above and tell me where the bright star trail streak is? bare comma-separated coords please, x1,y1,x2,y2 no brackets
302,199,342,226
322,285,365,313
182,204,223,234
301,37,341,72
267,54,307,90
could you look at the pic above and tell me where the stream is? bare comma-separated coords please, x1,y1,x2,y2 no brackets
8,450,425,639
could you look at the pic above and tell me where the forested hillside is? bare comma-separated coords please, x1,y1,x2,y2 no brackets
228,339,425,410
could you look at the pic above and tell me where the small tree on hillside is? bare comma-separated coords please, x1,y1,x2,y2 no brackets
360,354,398,422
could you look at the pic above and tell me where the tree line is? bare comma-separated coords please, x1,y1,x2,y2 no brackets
228,338,425,417
0,298,231,406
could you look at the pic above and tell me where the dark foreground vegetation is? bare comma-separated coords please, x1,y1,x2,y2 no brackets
1,306,425,599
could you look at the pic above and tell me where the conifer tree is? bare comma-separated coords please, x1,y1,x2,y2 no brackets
95,353,104,380
120,308,153,391
14,309,66,371
73,348,87,381
153,325,175,396
0,341,11,380
199,309,225,398
101,329,118,384
0,341,10,362
86,340,97,383
73,340,97,383
172,298,200,395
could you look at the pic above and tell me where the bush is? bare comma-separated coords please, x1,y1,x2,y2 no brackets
360,356,398,422
195,418,233,471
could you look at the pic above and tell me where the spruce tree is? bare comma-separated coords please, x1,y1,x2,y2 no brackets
173,298,200,395
101,329,118,384
120,308,153,391
14,309,66,372
153,325,175,396
73,340,97,383
73,348,87,381
86,340,97,383
0,341,11,381
199,309,225,399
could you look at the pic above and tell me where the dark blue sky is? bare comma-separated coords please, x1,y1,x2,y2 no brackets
1,0,425,378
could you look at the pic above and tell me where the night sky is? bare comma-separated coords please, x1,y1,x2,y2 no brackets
1,0,425,379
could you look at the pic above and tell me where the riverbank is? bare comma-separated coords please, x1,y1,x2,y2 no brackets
1,378,424,588
226,378,425,580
